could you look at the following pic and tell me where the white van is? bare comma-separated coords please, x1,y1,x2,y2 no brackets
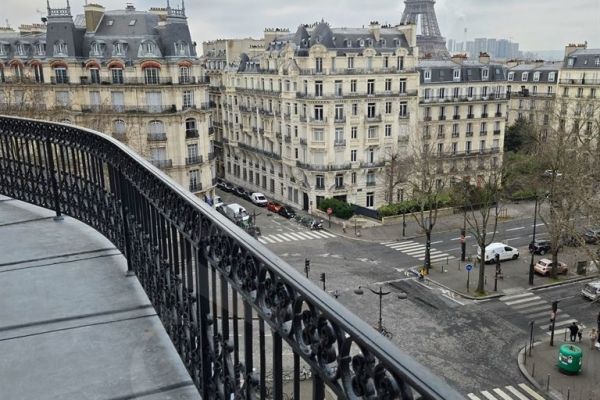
251,192,268,207
476,242,519,263
582,280,600,301
223,203,250,223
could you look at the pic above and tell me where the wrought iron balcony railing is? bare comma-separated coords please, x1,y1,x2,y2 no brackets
0,115,463,400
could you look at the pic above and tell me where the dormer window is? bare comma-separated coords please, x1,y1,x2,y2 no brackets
113,41,126,57
567,58,574,66
533,71,540,82
90,41,105,57
521,72,529,82
141,41,157,56
508,71,514,81
394,38,400,47
359,39,364,47
423,69,431,81
380,39,386,46
0,44,7,56
15,43,27,56
128,19,136,26
453,68,461,81
481,68,489,80
595,57,600,66
106,20,114,26
174,41,189,56
53,40,68,57
34,42,45,56
548,71,556,82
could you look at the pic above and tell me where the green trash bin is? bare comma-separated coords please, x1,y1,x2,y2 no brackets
557,344,582,374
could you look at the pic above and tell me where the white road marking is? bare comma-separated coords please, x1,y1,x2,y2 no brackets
506,227,525,231
492,388,514,400
518,383,546,400
303,232,322,239
504,296,541,306
269,235,284,243
285,233,305,240
294,232,313,240
467,394,482,400
481,390,499,400
506,237,521,241
321,231,336,238
452,235,472,240
501,292,535,301
505,385,530,400
258,238,267,244
430,240,444,244
279,233,299,241
510,300,547,310
531,223,544,227
388,242,422,250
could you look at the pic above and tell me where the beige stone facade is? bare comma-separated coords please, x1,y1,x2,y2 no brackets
0,2,215,200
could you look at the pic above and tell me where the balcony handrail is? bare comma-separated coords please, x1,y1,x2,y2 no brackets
0,114,463,400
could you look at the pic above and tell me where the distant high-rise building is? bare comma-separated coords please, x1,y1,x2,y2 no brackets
447,36,521,59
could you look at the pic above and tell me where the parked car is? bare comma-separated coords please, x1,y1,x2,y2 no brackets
543,169,563,178
251,192,268,207
529,239,552,255
476,243,519,263
583,228,600,244
213,195,224,209
278,206,296,219
581,280,600,301
217,179,234,192
234,186,246,198
266,201,283,213
534,258,569,276
561,233,582,247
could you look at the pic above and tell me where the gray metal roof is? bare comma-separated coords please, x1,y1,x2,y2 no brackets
507,62,559,83
564,48,600,69
417,59,507,83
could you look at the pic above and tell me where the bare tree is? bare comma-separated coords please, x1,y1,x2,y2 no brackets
451,172,502,293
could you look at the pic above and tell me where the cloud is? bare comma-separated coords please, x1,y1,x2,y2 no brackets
3,0,599,51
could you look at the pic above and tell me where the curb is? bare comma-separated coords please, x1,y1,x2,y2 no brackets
530,274,600,291
517,341,564,400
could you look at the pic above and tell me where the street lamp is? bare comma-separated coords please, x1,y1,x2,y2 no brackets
528,195,539,286
354,285,407,334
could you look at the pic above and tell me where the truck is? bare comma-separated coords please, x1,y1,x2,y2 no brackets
223,203,250,225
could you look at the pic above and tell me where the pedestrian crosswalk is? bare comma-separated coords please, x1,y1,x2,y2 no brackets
500,292,584,337
381,240,456,263
467,383,545,400
258,230,336,244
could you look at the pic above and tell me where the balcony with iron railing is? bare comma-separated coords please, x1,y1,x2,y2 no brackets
0,115,464,400
186,129,199,139
149,159,173,169
147,132,167,142
185,155,203,165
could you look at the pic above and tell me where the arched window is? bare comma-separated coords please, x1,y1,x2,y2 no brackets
149,120,164,134
90,41,105,57
113,119,126,134
53,40,67,56
15,42,27,56
112,41,127,56
174,41,189,56
141,40,156,56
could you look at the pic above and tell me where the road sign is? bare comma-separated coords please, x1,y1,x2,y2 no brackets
327,207,333,215
465,264,473,272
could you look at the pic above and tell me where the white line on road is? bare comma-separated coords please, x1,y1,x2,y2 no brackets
531,223,544,227
480,390,499,400
493,388,514,400
467,394,482,400
501,292,535,301
510,300,547,310
506,226,525,231
269,235,284,243
518,383,546,400
430,240,444,244
452,235,472,240
504,296,542,306
505,385,530,400
505,237,521,241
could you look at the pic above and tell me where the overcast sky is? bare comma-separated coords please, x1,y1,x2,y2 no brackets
5,0,599,51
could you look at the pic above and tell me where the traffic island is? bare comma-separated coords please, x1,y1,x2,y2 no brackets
518,338,600,400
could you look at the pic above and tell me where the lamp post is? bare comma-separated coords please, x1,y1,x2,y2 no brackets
354,285,406,334
528,195,539,286
401,188,406,237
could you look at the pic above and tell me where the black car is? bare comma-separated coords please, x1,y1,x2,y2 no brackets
278,206,296,219
561,233,582,247
529,239,552,255
218,180,234,192
234,186,246,198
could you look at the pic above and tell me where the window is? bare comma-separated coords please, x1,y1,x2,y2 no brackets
314,105,323,121
366,192,374,207
34,42,46,56
316,175,325,189
385,79,392,92
189,170,199,191
367,103,376,118
480,122,487,134
111,68,124,84
351,149,357,162
350,79,357,93
548,71,556,82
33,64,44,83
144,68,160,84
113,42,126,56
113,119,126,134
352,103,358,116
313,129,324,141
437,143,444,154
399,79,406,94
452,123,459,137
521,72,529,82
397,56,404,70
334,80,343,96
55,91,70,107
335,104,344,121
399,102,407,117
480,140,486,153
54,68,68,84
482,68,489,80
334,128,344,142
348,57,354,69
385,102,392,114
533,71,540,82
12,64,23,81
351,127,358,139
423,70,431,81
179,67,190,83
53,41,67,56
315,57,323,73
367,79,375,95
467,87,474,98
149,120,165,136
15,43,27,56
111,91,124,111
351,172,356,184
335,174,344,188
367,126,377,139
385,124,392,137
90,68,100,84
174,41,189,56
366,172,376,186
466,141,472,154
182,90,194,109
185,118,197,133
187,144,198,160
508,72,514,81
453,68,461,81
438,88,446,99
315,80,323,97
142,41,156,55
90,42,104,57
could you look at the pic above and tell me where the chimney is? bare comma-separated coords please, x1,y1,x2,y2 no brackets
478,52,490,64
369,21,381,42
565,42,587,57
84,3,105,33
451,53,467,65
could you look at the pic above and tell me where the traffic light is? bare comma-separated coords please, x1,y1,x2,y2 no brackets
305,258,310,268
552,300,558,313
320,273,326,282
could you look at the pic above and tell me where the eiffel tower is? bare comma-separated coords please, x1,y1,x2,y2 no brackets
400,0,449,58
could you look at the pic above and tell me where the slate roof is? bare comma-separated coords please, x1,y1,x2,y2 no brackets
564,48,600,69
508,62,560,83
266,21,411,55
417,59,507,83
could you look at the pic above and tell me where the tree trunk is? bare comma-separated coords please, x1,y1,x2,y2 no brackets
425,229,431,272
551,249,559,279
477,239,486,293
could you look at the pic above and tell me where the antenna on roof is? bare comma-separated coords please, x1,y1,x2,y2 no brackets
181,0,185,12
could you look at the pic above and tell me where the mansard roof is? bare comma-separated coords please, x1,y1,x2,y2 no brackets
417,59,507,83
564,48,600,69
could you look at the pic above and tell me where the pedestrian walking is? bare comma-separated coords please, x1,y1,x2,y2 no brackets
342,221,347,234
568,322,579,342
577,324,583,342
590,329,598,350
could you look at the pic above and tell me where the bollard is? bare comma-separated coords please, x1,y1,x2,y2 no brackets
566,387,570,400
532,361,535,378
564,328,567,342
546,374,550,392
524,343,527,365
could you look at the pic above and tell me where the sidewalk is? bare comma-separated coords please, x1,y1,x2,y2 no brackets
327,200,537,243
519,337,600,400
